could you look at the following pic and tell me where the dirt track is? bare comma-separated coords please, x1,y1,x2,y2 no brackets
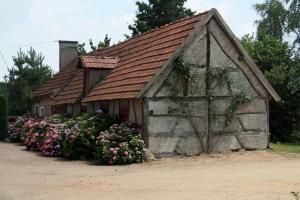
0,142,300,200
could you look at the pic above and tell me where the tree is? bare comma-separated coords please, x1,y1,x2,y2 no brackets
77,43,87,55
77,34,111,55
0,82,6,95
128,0,195,36
285,0,300,51
6,48,53,115
254,0,287,41
241,34,300,142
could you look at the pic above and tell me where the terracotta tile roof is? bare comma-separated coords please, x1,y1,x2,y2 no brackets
83,12,208,102
81,56,119,69
34,58,80,97
51,69,84,105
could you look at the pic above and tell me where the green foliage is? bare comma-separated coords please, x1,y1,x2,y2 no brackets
128,0,195,36
76,43,87,55
7,114,144,165
59,113,118,160
241,33,300,142
94,123,145,165
8,117,26,143
241,34,293,73
254,0,287,41
255,0,300,53
207,67,232,92
270,143,300,154
0,82,6,96
6,48,52,115
207,67,254,126
0,95,8,140
285,0,300,51
225,91,254,125
174,57,191,80
167,57,208,152
77,34,111,55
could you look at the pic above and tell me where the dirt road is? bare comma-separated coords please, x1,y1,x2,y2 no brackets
0,142,300,200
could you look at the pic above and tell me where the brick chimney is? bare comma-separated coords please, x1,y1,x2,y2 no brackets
58,40,78,71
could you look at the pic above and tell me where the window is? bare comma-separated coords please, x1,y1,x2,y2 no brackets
35,106,39,117
40,107,44,117
119,100,129,122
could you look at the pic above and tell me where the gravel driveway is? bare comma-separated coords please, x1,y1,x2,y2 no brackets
0,142,300,200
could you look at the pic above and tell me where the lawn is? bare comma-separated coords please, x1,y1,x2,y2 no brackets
270,143,300,154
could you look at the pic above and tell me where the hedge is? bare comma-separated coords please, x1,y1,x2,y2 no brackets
0,95,8,140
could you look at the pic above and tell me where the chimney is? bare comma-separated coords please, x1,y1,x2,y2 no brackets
58,40,78,70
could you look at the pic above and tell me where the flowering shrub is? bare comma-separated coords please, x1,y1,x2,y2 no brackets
59,120,83,159
24,119,49,151
21,118,36,142
59,113,118,160
7,113,145,165
95,123,145,165
40,125,63,157
8,117,27,142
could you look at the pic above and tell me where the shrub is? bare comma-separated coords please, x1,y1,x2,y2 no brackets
40,126,62,156
0,95,8,140
7,113,145,165
59,120,83,159
8,117,26,143
59,113,118,160
24,119,49,151
95,123,145,165
21,118,36,142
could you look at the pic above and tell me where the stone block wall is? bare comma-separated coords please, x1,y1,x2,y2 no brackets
143,17,270,157
145,98,207,157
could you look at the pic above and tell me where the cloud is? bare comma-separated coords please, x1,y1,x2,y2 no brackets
28,0,134,43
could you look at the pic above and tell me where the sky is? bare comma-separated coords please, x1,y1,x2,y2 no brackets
0,0,264,81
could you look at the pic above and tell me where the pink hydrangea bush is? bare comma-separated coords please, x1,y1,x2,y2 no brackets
8,117,27,143
95,123,145,165
24,119,49,151
8,114,146,165
40,125,63,156
21,118,36,142
59,122,82,159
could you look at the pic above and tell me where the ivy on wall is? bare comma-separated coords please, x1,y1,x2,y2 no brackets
164,56,254,153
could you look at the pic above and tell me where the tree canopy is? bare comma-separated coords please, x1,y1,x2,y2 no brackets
241,0,300,142
5,48,53,115
77,34,111,55
128,0,195,36
255,0,287,41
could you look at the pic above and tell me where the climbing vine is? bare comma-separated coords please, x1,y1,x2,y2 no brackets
207,67,232,102
225,90,254,125
207,66,254,126
166,57,208,152
165,56,254,153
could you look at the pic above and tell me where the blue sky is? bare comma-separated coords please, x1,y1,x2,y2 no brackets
0,0,264,81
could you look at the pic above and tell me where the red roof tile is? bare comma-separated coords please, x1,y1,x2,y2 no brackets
51,70,84,105
83,12,208,102
34,58,80,97
80,56,119,69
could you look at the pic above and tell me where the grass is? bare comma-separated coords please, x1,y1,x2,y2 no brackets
269,143,300,154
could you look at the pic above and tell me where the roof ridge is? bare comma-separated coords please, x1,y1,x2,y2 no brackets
92,10,210,54
81,55,119,59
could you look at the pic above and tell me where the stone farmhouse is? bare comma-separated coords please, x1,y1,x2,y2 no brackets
33,9,280,156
